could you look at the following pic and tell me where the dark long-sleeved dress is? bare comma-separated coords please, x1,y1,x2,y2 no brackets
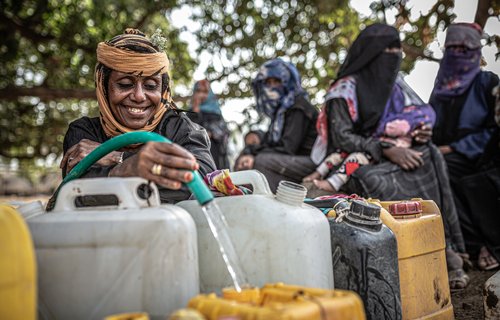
430,71,500,259
326,97,466,253
247,95,318,192
61,109,216,203
187,111,230,170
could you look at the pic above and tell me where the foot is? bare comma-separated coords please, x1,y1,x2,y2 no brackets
313,179,337,192
478,246,499,271
303,171,321,182
457,252,473,271
448,268,470,291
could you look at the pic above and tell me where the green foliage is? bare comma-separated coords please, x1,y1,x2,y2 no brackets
0,0,195,171
190,0,362,100
1,0,497,175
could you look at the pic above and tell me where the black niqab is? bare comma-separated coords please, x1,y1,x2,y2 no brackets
336,23,402,135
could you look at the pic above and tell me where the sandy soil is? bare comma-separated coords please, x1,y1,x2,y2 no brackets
451,269,497,319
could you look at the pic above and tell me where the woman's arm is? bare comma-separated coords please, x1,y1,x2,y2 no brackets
165,112,216,176
108,112,215,203
327,98,383,162
61,118,126,177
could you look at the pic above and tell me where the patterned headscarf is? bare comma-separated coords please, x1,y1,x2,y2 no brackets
252,58,307,143
190,79,222,115
432,23,482,97
95,28,173,137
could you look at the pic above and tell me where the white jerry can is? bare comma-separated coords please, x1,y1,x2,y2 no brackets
177,170,334,294
26,177,199,320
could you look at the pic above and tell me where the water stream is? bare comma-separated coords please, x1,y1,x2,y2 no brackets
201,200,249,292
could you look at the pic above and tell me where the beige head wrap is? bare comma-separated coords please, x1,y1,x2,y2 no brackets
95,29,173,137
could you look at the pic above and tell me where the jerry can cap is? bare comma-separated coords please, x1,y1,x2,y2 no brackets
389,201,422,217
349,200,381,222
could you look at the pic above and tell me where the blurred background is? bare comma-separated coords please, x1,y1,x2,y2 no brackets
0,0,498,198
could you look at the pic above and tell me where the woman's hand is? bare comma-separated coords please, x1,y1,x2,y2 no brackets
383,146,424,170
234,154,255,171
61,139,123,174
438,145,453,155
110,142,199,190
411,122,433,144
303,171,322,182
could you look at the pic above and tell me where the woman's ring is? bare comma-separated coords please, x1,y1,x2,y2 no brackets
151,163,162,176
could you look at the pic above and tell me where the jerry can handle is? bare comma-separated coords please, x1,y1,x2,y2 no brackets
52,177,161,211
228,170,273,195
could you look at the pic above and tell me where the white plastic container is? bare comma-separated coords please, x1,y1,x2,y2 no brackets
485,270,500,320
177,170,334,293
27,177,199,320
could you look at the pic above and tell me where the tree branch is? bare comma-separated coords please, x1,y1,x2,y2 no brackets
0,86,96,101
0,85,191,103
208,59,256,83
0,149,38,160
0,11,55,44
402,43,440,63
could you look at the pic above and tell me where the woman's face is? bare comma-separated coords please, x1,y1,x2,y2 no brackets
265,77,282,88
384,47,402,54
107,71,162,129
194,84,209,102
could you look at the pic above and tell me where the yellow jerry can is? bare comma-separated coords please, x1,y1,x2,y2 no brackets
0,205,37,320
369,199,454,320
188,283,366,320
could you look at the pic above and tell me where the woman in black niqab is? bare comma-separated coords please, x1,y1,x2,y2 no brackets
309,23,469,290
337,23,402,135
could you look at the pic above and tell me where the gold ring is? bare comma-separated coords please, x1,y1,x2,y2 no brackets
151,163,162,176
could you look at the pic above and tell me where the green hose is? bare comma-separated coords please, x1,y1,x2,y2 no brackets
58,131,214,206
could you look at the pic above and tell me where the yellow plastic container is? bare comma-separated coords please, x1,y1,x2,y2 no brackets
0,205,37,320
104,312,149,320
369,199,454,320
169,308,206,320
188,283,366,320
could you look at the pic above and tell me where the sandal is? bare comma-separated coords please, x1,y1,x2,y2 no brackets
448,268,470,291
457,252,473,271
478,246,500,271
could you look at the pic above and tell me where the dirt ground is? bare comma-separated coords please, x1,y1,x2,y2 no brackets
451,268,497,319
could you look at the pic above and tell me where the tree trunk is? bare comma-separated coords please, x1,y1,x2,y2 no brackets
0,86,192,102
474,0,491,29
0,86,96,102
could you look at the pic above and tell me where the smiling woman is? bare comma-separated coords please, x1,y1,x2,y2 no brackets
59,28,216,203
107,72,162,129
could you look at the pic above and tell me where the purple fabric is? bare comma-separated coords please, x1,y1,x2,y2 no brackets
432,48,481,97
373,76,436,138
444,23,482,49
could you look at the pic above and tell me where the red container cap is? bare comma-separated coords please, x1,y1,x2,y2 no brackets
389,201,422,216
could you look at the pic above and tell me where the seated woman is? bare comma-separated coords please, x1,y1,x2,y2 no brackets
309,23,468,289
233,129,265,171
304,74,436,193
188,79,230,170
430,23,500,271
58,29,216,203
236,58,318,191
